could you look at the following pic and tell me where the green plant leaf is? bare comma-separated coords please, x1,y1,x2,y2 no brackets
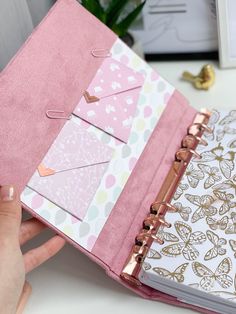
106,0,130,27
81,0,106,22
112,1,146,37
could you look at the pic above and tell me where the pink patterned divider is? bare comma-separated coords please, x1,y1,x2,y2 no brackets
28,121,113,220
74,57,144,143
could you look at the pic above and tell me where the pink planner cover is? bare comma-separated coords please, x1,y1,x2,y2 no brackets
0,0,214,313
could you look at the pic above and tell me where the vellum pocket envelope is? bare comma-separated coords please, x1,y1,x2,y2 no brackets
74,57,144,143
28,121,113,220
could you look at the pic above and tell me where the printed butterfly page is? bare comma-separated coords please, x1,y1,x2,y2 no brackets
73,57,144,143
140,110,236,303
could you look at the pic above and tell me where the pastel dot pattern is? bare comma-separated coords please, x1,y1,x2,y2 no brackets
21,38,175,251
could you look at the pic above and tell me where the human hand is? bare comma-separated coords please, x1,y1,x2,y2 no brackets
0,185,66,314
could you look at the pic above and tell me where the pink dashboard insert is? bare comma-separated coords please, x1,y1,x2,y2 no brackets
28,121,113,220
74,58,144,143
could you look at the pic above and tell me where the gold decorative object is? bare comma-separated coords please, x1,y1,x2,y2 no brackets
182,64,215,90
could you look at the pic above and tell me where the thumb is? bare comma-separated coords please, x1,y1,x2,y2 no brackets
0,185,22,241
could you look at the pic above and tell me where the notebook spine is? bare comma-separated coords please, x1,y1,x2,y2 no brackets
121,110,212,286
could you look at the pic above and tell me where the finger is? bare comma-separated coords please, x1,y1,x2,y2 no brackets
0,185,22,241
24,235,66,273
16,281,32,314
20,218,46,246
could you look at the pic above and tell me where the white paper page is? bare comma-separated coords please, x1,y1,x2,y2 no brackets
140,110,236,306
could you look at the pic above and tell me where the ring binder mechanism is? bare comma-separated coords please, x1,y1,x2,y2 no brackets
121,110,212,286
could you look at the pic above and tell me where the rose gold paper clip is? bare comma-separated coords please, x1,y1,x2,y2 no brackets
91,48,111,58
46,110,72,120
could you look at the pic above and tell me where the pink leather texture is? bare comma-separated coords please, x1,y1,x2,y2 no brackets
0,0,116,192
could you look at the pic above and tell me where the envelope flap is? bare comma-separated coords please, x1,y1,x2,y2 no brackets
38,121,113,176
74,56,145,143
85,58,144,100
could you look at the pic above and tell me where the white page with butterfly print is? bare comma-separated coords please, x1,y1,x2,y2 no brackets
139,110,236,313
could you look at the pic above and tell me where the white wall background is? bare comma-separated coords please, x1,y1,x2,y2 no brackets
0,0,56,70
27,0,56,26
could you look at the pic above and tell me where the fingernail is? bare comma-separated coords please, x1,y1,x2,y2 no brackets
0,186,15,202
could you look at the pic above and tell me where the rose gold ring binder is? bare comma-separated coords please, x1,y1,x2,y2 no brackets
175,147,201,161
151,201,177,211
121,110,212,286
192,122,212,133
182,134,208,148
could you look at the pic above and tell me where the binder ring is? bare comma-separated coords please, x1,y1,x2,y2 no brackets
137,232,164,245
182,134,208,148
192,134,208,146
91,48,111,58
150,201,177,216
199,111,211,118
144,216,171,228
191,122,213,133
176,148,201,161
135,254,144,264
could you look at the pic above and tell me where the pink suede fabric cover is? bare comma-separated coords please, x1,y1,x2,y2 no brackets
0,0,116,192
